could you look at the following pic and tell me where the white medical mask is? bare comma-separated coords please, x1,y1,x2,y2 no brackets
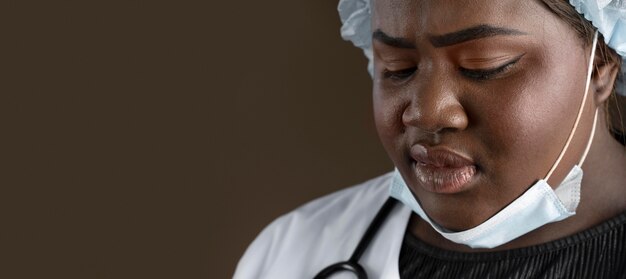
390,32,600,249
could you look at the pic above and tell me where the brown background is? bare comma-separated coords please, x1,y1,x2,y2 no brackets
3,1,391,278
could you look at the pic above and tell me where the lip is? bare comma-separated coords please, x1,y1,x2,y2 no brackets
409,144,477,194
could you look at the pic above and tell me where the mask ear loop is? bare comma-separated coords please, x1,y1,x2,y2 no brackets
578,108,598,165
545,31,599,181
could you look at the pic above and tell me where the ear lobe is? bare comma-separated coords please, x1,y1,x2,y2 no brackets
591,58,620,106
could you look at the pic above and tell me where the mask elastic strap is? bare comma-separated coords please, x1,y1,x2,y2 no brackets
545,31,598,181
578,108,598,166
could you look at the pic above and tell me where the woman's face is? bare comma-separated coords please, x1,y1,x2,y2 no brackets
372,0,594,230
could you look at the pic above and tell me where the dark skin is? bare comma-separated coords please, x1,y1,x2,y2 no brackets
372,0,626,252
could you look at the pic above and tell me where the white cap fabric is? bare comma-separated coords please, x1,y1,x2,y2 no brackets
569,0,626,95
338,0,373,76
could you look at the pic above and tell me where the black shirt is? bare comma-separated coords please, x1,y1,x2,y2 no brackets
399,211,626,278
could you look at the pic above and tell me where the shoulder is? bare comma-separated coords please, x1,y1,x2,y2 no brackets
286,171,394,224
233,171,394,278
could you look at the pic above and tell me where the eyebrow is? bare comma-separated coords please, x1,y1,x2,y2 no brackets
372,29,416,49
373,24,526,49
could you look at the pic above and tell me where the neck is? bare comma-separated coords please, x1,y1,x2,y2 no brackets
574,115,626,223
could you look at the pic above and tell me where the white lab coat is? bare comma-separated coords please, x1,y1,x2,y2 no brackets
234,172,413,279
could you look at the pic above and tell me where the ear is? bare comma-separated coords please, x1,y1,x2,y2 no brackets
591,57,620,106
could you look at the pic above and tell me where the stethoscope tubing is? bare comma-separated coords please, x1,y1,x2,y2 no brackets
313,198,398,279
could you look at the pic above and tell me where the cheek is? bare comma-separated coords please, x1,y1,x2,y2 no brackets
477,57,586,185
373,87,406,161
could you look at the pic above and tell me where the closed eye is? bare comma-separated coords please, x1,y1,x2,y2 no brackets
383,67,417,80
460,54,524,81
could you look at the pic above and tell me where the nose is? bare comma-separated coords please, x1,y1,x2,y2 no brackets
401,74,469,134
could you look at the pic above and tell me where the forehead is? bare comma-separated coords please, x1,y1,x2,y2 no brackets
372,0,552,37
